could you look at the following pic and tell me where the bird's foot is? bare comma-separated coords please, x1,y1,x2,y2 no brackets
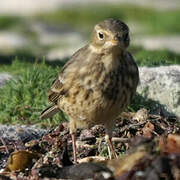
105,134,118,159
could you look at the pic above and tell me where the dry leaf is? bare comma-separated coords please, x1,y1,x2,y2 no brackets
78,156,108,163
107,146,146,177
159,134,180,154
133,108,149,122
5,150,40,172
142,121,154,138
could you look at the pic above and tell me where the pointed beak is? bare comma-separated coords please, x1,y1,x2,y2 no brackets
110,36,121,46
110,39,119,45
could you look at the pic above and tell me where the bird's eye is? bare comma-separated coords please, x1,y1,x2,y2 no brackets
98,32,104,40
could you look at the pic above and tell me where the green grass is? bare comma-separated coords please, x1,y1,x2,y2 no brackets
131,46,180,66
36,5,180,35
0,60,67,127
0,16,22,30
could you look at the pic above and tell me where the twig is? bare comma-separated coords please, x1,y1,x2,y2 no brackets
97,137,130,143
111,137,130,143
0,137,9,154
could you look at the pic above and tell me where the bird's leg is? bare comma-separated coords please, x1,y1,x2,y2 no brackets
71,133,77,164
107,141,112,160
105,134,118,159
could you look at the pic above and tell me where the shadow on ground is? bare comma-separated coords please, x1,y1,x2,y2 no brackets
131,93,178,118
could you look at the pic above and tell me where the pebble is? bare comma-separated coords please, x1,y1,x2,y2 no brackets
0,73,12,88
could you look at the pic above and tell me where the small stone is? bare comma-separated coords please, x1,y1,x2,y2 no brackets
138,65,180,116
0,73,12,88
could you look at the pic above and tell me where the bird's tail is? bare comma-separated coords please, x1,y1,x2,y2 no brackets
40,105,60,119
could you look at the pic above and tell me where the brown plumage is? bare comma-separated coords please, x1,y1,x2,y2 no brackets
41,18,139,163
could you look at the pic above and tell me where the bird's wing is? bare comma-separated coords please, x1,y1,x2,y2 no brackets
48,75,65,104
48,45,88,104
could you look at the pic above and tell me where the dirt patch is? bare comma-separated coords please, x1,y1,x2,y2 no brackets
0,109,179,179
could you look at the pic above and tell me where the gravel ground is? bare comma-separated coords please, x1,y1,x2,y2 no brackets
0,124,48,142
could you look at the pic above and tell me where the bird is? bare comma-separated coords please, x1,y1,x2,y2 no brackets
40,18,139,163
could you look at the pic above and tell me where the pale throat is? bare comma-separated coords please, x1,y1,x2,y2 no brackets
89,44,125,71
89,43,124,56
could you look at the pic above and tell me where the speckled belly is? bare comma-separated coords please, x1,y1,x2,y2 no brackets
58,61,138,132
58,83,131,130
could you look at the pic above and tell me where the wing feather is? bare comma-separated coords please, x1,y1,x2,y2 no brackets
48,80,61,103
48,45,89,105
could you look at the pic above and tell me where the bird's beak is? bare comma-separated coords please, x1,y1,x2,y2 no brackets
110,39,119,45
110,35,122,46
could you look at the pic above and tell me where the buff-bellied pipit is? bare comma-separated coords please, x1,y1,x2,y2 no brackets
41,19,139,163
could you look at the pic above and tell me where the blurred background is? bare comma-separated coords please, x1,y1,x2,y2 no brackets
0,0,180,126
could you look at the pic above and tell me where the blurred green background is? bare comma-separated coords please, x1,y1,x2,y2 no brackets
0,0,180,127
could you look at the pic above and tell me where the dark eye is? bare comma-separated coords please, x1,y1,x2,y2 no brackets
98,32,104,40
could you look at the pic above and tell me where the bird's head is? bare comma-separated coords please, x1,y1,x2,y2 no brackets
90,19,130,53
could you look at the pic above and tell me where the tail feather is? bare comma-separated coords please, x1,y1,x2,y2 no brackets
40,105,60,119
